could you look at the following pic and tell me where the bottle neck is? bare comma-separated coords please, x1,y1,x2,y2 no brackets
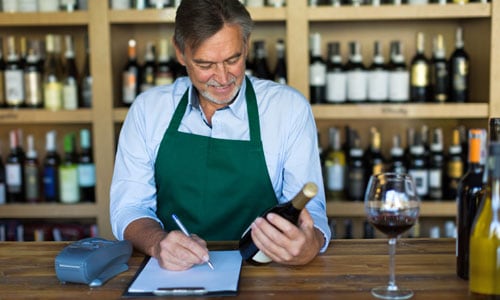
291,183,318,210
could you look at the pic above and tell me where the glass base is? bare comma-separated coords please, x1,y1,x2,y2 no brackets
371,286,414,300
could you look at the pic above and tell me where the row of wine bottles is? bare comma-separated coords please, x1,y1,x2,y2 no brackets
309,28,469,104
0,219,97,241
0,128,96,205
0,0,85,13
320,124,473,201
0,34,92,110
309,0,488,6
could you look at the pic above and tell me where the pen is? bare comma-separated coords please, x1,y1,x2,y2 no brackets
171,214,215,270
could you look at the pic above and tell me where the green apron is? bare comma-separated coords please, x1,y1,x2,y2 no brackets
155,77,277,240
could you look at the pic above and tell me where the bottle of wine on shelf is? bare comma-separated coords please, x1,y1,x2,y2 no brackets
155,38,175,86
59,133,80,204
5,36,25,108
408,132,429,200
445,128,464,200
24,135,41,203
0,148,6,205
325,127,346,200
122,39,140,106
345,41,367,103
449,26,469,102
428,127,445,201
44,34,64,111
63,35,79,110
456,128,487,280
388,134,407,175
309,32,326,104
80,34,92,108
6,129,25,203
0,37,5,108
78,129,96,203
239,182,318,264
346,132,367,201
140,41,156,93
252,40,272,80
325,41,346,104
410,32,430,103
430,34,449,103
24,41,43,108
273,39,287,85
365,127,385,177
387,40,409,103
43,130,61,203
367,41,388,102
469,141,500,298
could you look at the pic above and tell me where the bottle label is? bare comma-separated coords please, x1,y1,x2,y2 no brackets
326,163,345,191
63,83,78,110
408,169,429,196
411,63,429,87
24,165,40,201
5,69,24,105
0,183,5,204
429,169,442,188
447,161,463,179
78,163,96,187
309,62,326,86
388,71,409,101
59,166,79,203
25,72,43,107
367,70,389,101
44,82,63,111
453,58,468,92
326,72,347,103
6,163,22,186
346,70,367,101
123,72,137,104
43,166,58,199
348,169,365,200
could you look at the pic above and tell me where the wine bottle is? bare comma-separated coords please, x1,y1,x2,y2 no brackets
59,133,80,204
346,41,367,103
122,39,140,106
445,128,464,200
80,34,92,108
309,32,326,104
5,36,25,108
365,127,385,177
408,132,429,200
155,38,175,86
469,141,500,298
0,149,6,205
23,41,43,108
325,41,346,104
78,129,96,202
346,133,367,201
239,182,318,264
449,27,469,102
410,32,430,102
367,41,388,102
42,130,60,203
24,134,40,203
43,34,64,111
388,40,409,103
140,41,156,93
456,128,487,280
252,40,272,80
0,37,5,108
6,129,25,203
490,118,500,142
428,127,445,201
343,219,353,239
63,35,79,110
430,34,449,103
111,0,131,9
325,127,346,200
388,134,407,175
273,39,287,85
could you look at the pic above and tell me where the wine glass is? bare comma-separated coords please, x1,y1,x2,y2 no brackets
364,172,420,300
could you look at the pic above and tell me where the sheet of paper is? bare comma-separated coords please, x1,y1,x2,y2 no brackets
128,250,242,294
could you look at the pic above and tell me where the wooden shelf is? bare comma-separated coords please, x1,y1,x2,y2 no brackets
308,3,490,21
0,203,98,219
0,11,89,26
313,103,488,120
326,201,456,218
0,109,93,124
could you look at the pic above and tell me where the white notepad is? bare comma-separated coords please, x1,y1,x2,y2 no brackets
126,250,242,296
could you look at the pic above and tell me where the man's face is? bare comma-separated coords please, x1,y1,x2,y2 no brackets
176,24,248,106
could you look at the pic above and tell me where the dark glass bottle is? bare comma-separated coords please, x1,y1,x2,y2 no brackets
430,34,449,103
42,130,61,203
388,134,407,175
239,182,318,264
140,41,156,93
428,127,445,200
456,128,487,280
410,32,430,103
0,150,6,204
122,39,140,106
78,129,96,202
449,26,469,102
408,132,429,200
155,38,175,86
345,41,367,103
0,37,5,107
325,41,346,104
23,44,43,108
6,129,25,203
445,128,465,200
365,127,385,177
309,32,326,104
5,36,25,108
252,40,272,80
273,39,287,85
80,34,92,108
346,134,367,201
63,35,79,110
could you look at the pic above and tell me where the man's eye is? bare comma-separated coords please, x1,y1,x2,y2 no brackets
198,64,212,69
226,57,240,65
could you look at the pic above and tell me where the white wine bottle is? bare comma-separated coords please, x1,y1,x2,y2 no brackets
239,182,318,264
469,141,500,297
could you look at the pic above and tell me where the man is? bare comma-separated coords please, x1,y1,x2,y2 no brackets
110,0,330,271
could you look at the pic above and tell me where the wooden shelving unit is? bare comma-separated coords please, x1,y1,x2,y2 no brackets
0,1,497,239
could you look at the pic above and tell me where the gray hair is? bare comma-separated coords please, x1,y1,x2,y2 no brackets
173,0,254,54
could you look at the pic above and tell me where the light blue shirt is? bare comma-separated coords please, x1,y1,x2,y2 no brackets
110,76,331,252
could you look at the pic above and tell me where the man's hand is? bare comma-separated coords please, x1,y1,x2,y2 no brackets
249,209,324,265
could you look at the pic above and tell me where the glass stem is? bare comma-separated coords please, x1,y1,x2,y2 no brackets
387,237,398,291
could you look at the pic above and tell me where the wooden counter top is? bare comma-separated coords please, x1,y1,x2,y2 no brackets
0,238,468,299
